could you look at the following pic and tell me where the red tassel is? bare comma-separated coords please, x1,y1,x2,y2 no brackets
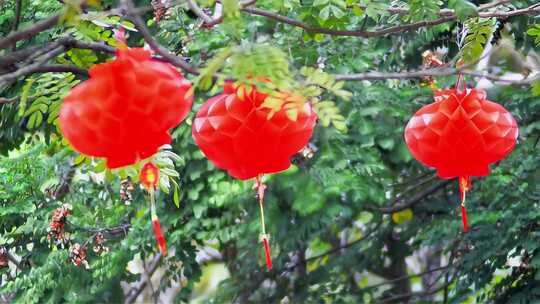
458,176,471,233
461,204,468,232
152,218,167,256
263,237,272,270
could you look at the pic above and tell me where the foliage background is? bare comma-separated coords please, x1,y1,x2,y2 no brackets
0,0,539,303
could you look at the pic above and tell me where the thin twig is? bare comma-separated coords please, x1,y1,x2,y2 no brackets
334,67,540,85
11,0,23,50
0,46,73,86
365,180,452,214
142,260,159,304
478,0,512,11
73,223,131,237
286,221,382,271
57,37,116,54
5,250,22,271
364,265,449,290
124,253,163,304
379,279,455,303
0,14,60,50
242,4,540,38
186,0,214,24
0,63,88,86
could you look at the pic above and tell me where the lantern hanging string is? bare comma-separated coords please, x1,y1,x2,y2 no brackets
459,176,471,232
455,73,467,95
113,27,127,49
455,21,468,96
255,175,272,270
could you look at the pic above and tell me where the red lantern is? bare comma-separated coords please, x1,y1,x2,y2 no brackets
192,82,317,268
60,47,193,169
192,82,317,180
404,81,518,231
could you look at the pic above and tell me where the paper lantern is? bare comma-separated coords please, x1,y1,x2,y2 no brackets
192,82,317,268
192,82,317,180
404,82,518,231
60,47,193,169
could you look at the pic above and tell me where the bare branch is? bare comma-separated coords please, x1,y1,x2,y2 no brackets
121,0,199,75
285,221,382,271
124,253,163,304
0,45,65,85
74,223,131,237
0,14,60,50
243,7,455,38
0,62,88,87
365,265,449,290
479,0,512,11
11,0,23,50
379,279,455,303
57,37,116,54
365,180,452,214
186,0,214,24
241,4,540,38
203,0,257,26
0,44,49,69
334,67,540,85
0,247,22,270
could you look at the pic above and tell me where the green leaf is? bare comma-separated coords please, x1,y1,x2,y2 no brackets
27,112,43,129
532,80,540,96
319,6,331,20
462,18,496,64
313,0,329,5
161,168,180,178
527,24,540,46
352,5,364,16
173,183,181,208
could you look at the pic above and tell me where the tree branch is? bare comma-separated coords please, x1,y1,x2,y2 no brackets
124,253,163,304
243,7,455,38
241,4,540,38
11,0,23,50
335,67,540,85
379,278,455,303
0,14,60,50
365,179,452,214
0,63,88,86
0,45,71,86
0,247,22,271
121,0,199,75
479,0,512,11
186,0,214,24
57,37,116,54
285,221,382,271
74,223,131,237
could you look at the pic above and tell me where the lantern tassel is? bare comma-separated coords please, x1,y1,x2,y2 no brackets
263,237,272,270
255,175,272,270
140,163,167,256
459,176,472,233
150,188,168,256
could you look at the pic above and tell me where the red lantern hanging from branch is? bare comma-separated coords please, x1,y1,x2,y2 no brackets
59,47,193,169
60,43,192,256
192,82,317,269
404,78,519,232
